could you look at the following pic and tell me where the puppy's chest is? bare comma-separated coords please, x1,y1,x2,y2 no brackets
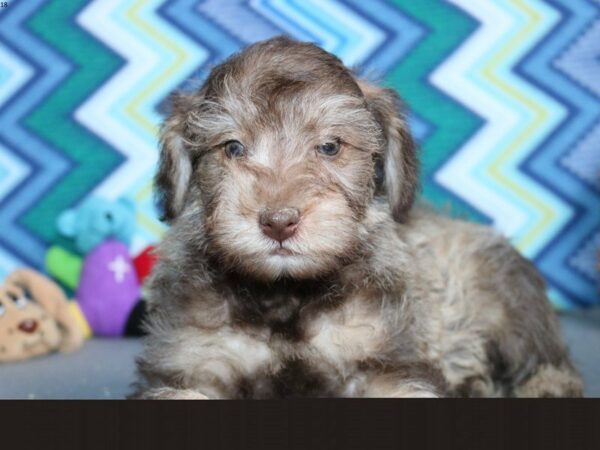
299,295,391,364
233,289,391,368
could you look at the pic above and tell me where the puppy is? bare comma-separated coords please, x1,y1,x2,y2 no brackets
133,37,583,398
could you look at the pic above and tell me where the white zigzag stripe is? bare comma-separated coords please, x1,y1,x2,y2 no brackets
253,0,383,67
435,0,570,256
0,142,28,201
432,0,526,237
75,0,204,200
302,0,384,67
0,43,32,106
0,44,31,200
76,0,159,200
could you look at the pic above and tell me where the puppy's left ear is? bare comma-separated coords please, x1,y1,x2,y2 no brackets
357,80,419,222
155,92,196,222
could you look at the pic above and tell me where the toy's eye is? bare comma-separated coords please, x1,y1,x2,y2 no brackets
223,140,246,158
13,296,28,309
0,303,5,317
22,287,33,300
317,140,341,156
105,212,113,222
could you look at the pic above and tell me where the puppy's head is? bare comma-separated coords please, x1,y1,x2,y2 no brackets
156,37,418,280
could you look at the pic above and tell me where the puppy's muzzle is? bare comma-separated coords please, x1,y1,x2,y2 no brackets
259,207,300,243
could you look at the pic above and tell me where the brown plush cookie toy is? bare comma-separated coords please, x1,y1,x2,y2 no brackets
0,269,85,362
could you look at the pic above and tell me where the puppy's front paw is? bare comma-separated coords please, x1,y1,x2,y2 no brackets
135,387,209,400
366,379,443,398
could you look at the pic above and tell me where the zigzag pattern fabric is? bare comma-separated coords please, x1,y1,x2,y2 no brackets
0,0,598,308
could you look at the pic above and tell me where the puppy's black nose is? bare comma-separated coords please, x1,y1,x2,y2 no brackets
18,319,38,334
259,208,300,243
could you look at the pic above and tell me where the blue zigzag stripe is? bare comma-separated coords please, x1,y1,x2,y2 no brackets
161,0,432,140
0,0,596,308
198,0,282,43
341,0,424,74
0,0,71,266
515,0,600,306
157,0,242,86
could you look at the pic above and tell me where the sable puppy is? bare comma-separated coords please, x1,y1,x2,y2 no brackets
133,37,583,398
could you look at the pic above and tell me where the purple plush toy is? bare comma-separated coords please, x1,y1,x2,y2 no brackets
76,240,140,336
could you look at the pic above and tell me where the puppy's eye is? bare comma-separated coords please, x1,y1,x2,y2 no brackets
0,302,5,317
317,140,341,156
224,140,246,158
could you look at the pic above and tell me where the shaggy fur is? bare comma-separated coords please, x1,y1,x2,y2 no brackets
133,37,583,398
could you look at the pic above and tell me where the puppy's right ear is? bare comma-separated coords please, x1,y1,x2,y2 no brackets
155,93,196,222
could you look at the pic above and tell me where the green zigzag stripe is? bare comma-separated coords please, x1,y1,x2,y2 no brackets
21,0,123,243
387,0,485,221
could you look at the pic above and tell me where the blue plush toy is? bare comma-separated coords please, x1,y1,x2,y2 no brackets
57,197,136,254
45,196,145,337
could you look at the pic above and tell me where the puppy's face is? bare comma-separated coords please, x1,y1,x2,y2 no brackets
157,38,417,280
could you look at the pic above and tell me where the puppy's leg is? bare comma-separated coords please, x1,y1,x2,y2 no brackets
512,364,583,398
468,237,583,397
355,362,447,398
364,378,441,398
427,224,584,397
133,324,274,399
131,387,209,400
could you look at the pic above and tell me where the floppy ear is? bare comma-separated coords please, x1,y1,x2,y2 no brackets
357,80,419,223
155,93,197,222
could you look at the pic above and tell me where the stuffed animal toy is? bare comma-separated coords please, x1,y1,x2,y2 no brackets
57,196,137,255
76,239,141,336
45,242,148,336
132,245,158,284
46,244,157,292
0,269,86,362
44,196,156,337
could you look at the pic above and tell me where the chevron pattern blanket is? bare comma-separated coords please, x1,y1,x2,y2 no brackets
0,0,598,308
